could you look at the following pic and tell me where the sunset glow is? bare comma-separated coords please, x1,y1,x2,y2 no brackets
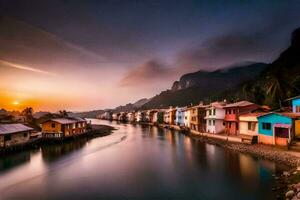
0,1,299,112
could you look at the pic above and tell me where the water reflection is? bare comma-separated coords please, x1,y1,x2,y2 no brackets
0,151,30,173
41,138,88,162
0,119,289,200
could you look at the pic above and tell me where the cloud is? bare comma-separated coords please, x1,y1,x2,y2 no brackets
0,17,106,71
119,60,173,87
176,32,268,71
0,59,57,76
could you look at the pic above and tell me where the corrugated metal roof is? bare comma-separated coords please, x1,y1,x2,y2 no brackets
206,101,226,109
285,95,300,101
258,112,300,119
0,124,33,135
223,101,254,108
49,117,86,124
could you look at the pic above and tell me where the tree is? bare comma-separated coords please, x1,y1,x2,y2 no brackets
265,72,291,108
241,82,265,105
21,107,33,122
59,110,68,117
291,75,300,96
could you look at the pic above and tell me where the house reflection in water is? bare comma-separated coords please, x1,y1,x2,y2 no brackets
0,151,30,173
41,138,88,162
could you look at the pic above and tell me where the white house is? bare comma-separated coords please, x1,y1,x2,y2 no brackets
205,101,226,134
135,111,141,122
175,107,186,126
126,112,135,122
239,113,263,136
183,107,191,128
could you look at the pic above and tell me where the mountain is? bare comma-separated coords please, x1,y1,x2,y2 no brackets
72,98,150,118
72,110,105,118
171,62,266,91
112,98,150,113
0,109,8,115
241,27,300,108
141,63,267,109
33,111,51,119
141,27,300,110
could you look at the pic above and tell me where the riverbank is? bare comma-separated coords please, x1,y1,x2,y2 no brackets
0,124,115,155
138,121,300,199
89,124,116,137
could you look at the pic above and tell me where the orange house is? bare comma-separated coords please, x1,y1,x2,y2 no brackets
42,117,87,139
189,103,207,132
224,101,259,135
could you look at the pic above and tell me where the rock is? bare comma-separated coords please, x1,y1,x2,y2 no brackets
294,183,300,190
286,190,295,198
283,171,290,177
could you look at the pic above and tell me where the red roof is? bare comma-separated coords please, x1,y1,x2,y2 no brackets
239,112,266,117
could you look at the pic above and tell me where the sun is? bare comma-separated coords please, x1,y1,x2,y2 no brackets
12,101,20,106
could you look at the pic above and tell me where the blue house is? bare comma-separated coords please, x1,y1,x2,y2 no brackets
258,112,296,146
291,96,300,113
175,107,186,126
286,96,300,137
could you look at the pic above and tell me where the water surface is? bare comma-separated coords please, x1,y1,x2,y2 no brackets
0,119,287,200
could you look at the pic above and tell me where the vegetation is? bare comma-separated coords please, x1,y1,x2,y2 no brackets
21,107,33,122
141,27,300,110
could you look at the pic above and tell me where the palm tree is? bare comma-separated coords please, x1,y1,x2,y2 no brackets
59,110,68,117
265,72,291,108
21,107,33,122
291,76,300,96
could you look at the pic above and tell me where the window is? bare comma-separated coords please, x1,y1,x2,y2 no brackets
212,120,215,126
262,122,271,130
23,132,28,137
209,110,212,115
296,106,300,113
229,110,231,114
213,109,216,116
73,123,76,129
209,120,211,126
248,122,255,131
51,123,55,128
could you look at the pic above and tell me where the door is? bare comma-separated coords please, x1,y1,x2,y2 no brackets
274,127,289,138
274,127,289,146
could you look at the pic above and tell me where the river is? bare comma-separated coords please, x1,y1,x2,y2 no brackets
0,119,288,199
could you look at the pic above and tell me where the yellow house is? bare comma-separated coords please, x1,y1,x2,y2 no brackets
42,117,87,139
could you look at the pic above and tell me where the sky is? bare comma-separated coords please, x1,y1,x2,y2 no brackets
0,0,300,112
